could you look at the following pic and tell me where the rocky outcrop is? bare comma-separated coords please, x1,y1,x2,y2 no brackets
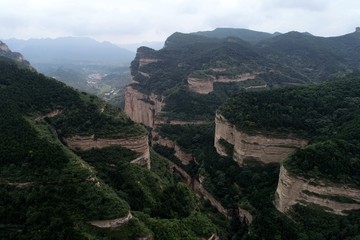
0,41,32,68
187,72,259,94
214,113,307,164
35,109,63,121
64,135,150,169
215,73,257,83
89,212,133,228
152,131,193,165
139,58,159,67
188,77,214,94
124,86,163,128
275,166,360,215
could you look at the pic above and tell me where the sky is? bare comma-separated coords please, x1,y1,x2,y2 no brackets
1,0,359,44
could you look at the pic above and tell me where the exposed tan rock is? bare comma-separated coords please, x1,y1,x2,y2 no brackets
245,84,267,90
275,166,360,215
64,135,150,169
154,118,211,125
170,163,228,217
124,86,163,128
187,72,259,94
139,58,159,67
211,68,227,72
238,208,253,225
207,234,220,240
215,72,257,83
187,77,214,94
35,109,63,121
214,113,307,164
89,212,132,228
139,71,150,78
0,42,11,52
152,131,192,165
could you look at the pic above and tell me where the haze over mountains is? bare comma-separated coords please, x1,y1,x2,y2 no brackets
4,37,134,66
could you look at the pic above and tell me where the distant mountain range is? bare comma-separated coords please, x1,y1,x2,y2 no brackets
2,37,136,107
4,36,135,67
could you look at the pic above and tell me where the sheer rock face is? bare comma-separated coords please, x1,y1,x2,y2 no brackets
214,113,307,164
275,166,360,215
64,135,150,169
124,86,163,128
152,131,193,165
187,77,214,94
187,73,258,94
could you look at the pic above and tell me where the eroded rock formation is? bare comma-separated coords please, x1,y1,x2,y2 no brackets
89,212,133,228
139,58,159,67
214,113,307,164
187,72,259,94
152,131,193,165
275,166,360,215
187,77,214,94
124,86,163,128
64,135,150,169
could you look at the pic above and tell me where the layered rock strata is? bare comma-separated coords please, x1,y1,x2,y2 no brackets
152,131,193,165
64,135,150,169
275,166,360,215
214,113,307,164
188,72,258,94
139,58,159,67
124,86,163,128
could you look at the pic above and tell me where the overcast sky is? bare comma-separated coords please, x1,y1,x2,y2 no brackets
1,0,359,44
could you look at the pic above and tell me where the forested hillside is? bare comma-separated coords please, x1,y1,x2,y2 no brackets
125,28,360,239
0,47,224,239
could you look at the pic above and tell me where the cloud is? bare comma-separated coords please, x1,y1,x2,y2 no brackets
0,0,359,43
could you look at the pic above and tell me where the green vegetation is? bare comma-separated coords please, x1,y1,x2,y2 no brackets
285,139,360,184
153,121,360,239
77,146,221,239
219,75,360,184
219,76,360,137
0,56,224,239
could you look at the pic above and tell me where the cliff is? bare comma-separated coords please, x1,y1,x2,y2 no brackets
214,113,307,164
275,166,360,215
152,131,193,165
187,77,214,94
187,72,258,94
64,135,150,169
124,86,163,128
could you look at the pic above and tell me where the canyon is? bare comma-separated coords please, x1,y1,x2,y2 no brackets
275,166,360,215
214,113,307,164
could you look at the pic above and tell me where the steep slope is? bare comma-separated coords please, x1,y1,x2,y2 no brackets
4,37,135,107
123,28,360,239
126,29,360,127
0,40,32,69
218,75,360,215
0,44,224,239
